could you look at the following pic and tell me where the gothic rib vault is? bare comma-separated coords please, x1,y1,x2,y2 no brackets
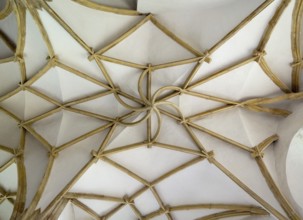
0,0,303,219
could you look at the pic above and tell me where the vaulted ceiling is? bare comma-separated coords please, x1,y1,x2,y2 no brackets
0,0,303,219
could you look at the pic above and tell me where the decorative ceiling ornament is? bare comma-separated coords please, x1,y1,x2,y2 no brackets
0,0,303,220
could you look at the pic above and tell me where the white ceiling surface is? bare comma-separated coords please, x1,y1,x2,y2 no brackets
137,0,247,13
138,0,266,53
0,0,301,219
0,6,19,220
287,127,303,208
23,10,49,79
0,12,18,44
0,39,13,59
264,0,295,89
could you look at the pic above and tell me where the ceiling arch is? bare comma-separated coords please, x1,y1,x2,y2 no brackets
0,0,303,220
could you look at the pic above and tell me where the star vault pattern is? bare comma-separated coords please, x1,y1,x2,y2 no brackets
1,0,303,219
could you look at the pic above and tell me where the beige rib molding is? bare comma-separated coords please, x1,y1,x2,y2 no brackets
0,0,302,219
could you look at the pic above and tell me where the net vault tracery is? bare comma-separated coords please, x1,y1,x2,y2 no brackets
0,0,303,219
